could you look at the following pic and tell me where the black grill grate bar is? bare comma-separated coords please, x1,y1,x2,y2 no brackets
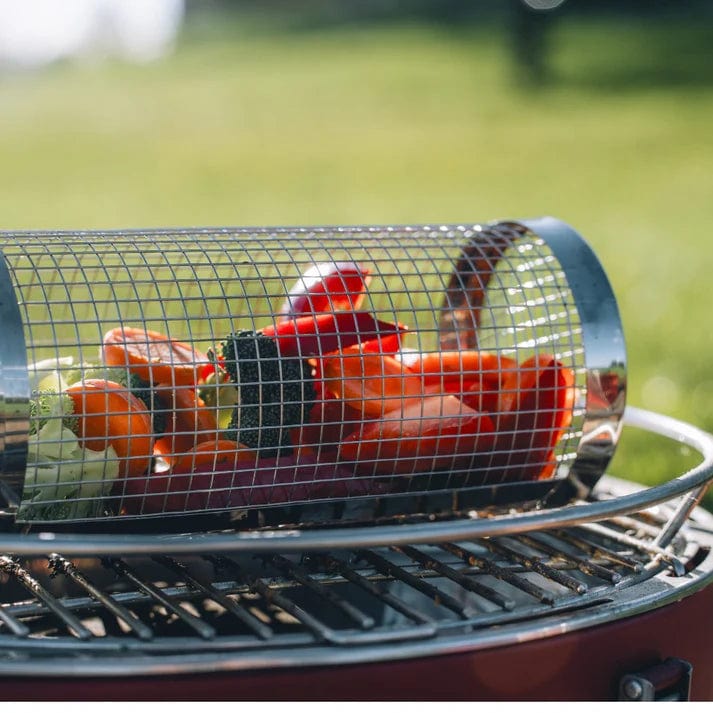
355,549,476,619
0,556,93,640
393,545,516,611
321,554,437,628
575,523,686,576
438,542,558,605
48,554,154,641
553,529,645,572
154,556,273,640
266,555,375,630
103,557,216,640
512,533,622,584
0,584,31,637
0,604,30,637
208,555,336,644
485,538,588,594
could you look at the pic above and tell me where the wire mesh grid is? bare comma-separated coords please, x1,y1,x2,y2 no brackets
0,220,624,524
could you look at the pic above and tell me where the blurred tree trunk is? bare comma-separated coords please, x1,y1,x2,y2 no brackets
510,1,560,84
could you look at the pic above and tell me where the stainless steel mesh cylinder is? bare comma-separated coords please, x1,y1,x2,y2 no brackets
0,217,626,524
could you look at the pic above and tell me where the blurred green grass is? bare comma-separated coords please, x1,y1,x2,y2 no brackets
1,13,712,504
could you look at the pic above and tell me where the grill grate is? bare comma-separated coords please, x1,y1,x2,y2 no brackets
0,486,709,671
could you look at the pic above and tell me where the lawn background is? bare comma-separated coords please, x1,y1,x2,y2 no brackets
1,2,712,505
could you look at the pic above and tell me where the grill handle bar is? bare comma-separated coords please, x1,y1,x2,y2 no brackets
0,407,711,556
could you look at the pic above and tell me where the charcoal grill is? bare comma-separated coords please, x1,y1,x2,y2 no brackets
0,219,711,701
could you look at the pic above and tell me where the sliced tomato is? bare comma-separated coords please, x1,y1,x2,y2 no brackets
102,326,209,386
65,379,154,478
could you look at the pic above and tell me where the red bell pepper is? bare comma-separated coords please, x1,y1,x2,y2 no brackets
321,344,426,417
291,393,365,457
338,395,496,477
261,311,407,358
459,378,502,414
278,261,372,319
358,329,405,355
408,350,518,391
491,356,576,481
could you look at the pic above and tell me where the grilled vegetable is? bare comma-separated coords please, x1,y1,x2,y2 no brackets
492,356,576,480
171,439,254,473
290,392,365,458
29,390,78,436
65,379,154,478
22,389,119,520
218,331,316,456
101,326,210,386
321,344,426,417
408,350,517,391
261,311,407,358
338,395,496,476
278,261,371,319
152,384,218,462
123,453,383,514
66,364,167,435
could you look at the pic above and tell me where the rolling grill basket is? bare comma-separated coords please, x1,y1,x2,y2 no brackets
0,217,626,526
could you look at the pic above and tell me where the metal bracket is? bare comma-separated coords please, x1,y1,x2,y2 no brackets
619,657,693,701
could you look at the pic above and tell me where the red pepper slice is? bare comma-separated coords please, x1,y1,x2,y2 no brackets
459,379,502,414
321,345,426,417
358,329,405,355
291,393,365,456
278,262,372,320
409,350,517,391
260,311,407,358
338,395,495,477
492,356,576,481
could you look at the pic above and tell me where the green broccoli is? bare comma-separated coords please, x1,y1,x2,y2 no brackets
218,331,315,456
29,390,78,436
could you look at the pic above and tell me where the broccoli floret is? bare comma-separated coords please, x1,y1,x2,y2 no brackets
219,331,315,456
29,391,78,436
